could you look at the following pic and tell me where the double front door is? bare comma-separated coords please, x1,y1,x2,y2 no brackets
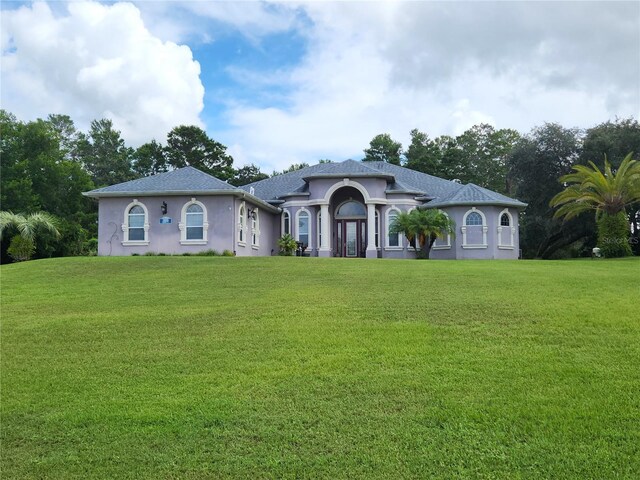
335,220,366,257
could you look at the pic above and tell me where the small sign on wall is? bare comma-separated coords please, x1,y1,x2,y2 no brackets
159,216,172,224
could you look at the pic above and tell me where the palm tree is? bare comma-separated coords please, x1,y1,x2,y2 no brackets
0,211,60,261
390,208,456,259
550,153,640,257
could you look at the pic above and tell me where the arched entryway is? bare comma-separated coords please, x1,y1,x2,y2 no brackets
331,187,367,257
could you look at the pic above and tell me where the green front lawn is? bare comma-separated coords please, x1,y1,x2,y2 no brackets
2,257,639,479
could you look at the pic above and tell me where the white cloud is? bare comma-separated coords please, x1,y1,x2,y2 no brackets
1,1,204,145
221,1,640,171
1,1,638,174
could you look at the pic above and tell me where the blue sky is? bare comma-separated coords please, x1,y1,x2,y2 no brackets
2,1,639,172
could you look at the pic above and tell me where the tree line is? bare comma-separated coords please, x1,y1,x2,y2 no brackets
1,109,638,262
362,120,640,258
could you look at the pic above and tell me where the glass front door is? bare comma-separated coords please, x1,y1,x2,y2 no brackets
335,220,366,257
345,221,357,257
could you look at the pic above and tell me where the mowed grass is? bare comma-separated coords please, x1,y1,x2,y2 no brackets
1,257,639,479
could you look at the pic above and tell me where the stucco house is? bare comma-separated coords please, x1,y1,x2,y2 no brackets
84,160,526,259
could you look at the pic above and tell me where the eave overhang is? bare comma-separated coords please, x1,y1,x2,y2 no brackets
82,189,282,213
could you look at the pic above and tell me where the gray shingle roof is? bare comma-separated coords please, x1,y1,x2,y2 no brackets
84,166,236,196
302,159,394,180
424,183,527,208
242,160,461,201
85,161,526,210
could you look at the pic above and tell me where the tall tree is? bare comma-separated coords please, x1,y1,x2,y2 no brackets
550,153,640,257
404,129,442,176
132,140,168,177
47,114,80,162
0,111,96,262
437,124,520,194
581,118,640,169
165,125,234,180
363,133,403,165
76,119,134,187
229,164,269,186
271,163,310,176
508,123,588,258
581,117,640,254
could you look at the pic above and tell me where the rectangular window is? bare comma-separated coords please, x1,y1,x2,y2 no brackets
374,211,379,248
186,212,204,240
129,227,145,241
388,212,399,247
298,214,309,247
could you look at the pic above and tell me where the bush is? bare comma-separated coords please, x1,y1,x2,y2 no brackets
277,234,297,256
196,249,220,256
84,238,98,256
182,252,192,256
144,251,157,256
597,212,632,257
222,249,235,257
7,235,35,262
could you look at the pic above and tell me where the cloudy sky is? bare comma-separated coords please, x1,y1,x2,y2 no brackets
2,1,639,172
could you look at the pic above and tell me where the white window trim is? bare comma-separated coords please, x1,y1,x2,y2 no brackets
497,208,515,249
179,198,208,245
432,211,452,250
282,209,291,236
238,202,246,246
374,209,380,249
251,208,260,249
295,208,311,245
384,206,403,251
122,199,150,246
316,210,322,251
461,207,488,249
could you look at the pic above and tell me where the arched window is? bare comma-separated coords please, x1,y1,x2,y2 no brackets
282,210,291,235
180,199,208,244
386,208,401,248
466,212,483,226
186,204,204,240
336,200,366,218
122,199,149,245
498,209,514,249
128,206,146,241
252,208,260,247
238,203,246,244
462,208,487,248
296,209,310,247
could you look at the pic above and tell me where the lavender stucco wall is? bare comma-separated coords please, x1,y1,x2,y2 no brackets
98,195,234,256
438,205,520,259
233,197,279,257
97,182,521,260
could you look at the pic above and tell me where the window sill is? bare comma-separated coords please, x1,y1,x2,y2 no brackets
237,241,246,247
432,245,451,250
384,247,403,251
498,245,514,250
122,241,149,246
180,240,207,245
252,245,259,250
462,245,488,249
